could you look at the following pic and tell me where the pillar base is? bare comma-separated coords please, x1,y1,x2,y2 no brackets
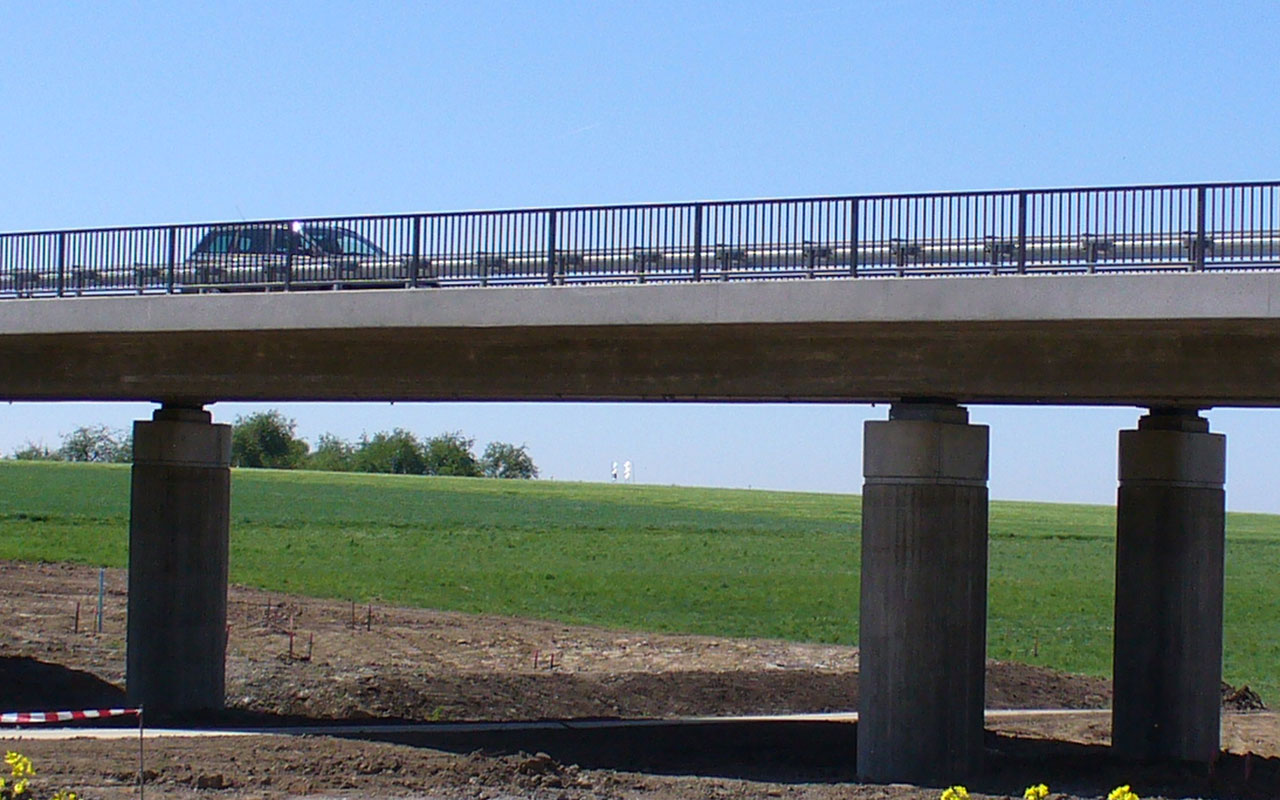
1112,408,1225,762
126,404,231,712
857,403,989,782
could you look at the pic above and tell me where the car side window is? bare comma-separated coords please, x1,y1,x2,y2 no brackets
302,228,339,254
195,230,235,254
338,232,381,257
271,229,301,254
235,228,273,255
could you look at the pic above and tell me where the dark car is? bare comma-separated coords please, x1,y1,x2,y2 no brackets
182,223,431,289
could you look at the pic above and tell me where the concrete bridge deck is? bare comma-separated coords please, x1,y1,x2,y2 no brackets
3,271,1280,406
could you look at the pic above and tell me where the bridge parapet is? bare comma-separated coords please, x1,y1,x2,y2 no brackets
2,182,1278,297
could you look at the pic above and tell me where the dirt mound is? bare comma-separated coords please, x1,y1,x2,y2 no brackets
1224,681,1268,710
0,560,1113,722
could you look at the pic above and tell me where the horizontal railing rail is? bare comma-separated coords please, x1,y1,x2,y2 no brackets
2,182,1278,298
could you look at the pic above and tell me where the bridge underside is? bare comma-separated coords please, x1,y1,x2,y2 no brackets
5,318,1280,405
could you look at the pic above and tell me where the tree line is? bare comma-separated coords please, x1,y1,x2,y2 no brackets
8,410,538,479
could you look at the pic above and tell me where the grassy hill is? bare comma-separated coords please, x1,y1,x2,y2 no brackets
1,459,1276,700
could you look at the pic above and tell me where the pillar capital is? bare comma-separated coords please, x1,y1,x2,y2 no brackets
132,405,230,469
1118,423,1224,489
865,405,988,486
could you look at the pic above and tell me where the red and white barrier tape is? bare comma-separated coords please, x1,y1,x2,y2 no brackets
1,708,140,724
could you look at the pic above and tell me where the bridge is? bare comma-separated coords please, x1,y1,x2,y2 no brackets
2,181,1277,783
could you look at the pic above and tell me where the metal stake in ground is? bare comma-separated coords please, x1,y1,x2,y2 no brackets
97,567,105,633
138,704,145,800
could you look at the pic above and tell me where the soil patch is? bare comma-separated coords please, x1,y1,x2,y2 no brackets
1,560,1277,799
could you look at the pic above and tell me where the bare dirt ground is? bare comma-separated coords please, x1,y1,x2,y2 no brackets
1,561,1277,800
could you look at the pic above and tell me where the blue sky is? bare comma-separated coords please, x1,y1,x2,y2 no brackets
3,1,1279,510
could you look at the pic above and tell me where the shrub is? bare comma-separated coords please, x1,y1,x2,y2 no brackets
423,432,481,477
231,410,309,469
481,441,538,479
308,433,356,472
354,429,426,474
57,425,131,463
9,443,61,461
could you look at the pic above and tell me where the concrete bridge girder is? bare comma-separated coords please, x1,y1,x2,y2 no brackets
5,273,1280,406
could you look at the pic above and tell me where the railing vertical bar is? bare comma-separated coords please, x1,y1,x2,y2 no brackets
1195,185,1207,271
692,204,703,282
545,210,557,285
165,227,176,294
56,232,67,297
849,197,860,277
410,216,422,287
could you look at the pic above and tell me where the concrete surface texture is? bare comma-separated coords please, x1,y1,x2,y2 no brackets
126,406,231,712
857,404,989,782
1111,409,1226,761
4,273,1280,403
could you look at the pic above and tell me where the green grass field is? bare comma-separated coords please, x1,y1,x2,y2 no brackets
1,460,1276,699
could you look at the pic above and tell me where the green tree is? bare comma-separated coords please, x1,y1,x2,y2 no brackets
480,441,538,479
353,429,426,474
423,431,481,477
10,442,61,461
231,410,309,469
308,433,355,472
57,424,132,463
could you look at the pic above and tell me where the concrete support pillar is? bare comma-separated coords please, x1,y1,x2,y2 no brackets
857,403,989,782
1112,408,1225,762
126,404,231,712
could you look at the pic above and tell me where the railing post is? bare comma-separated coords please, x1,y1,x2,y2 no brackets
284,231,293,291
165,227,177,294
692,204,703,282
1194,186,1208,272
546,210,558,285
850,198,860,277
56,232,66,297
410,216,422,288
1016,192,1027,274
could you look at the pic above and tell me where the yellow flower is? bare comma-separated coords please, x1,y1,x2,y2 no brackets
940,787,971,800
12,776,27,795
1108,786,1139,800
3,752,33,779
1023,784,1049,800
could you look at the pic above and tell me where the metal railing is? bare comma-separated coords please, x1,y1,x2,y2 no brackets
2,182,1278,298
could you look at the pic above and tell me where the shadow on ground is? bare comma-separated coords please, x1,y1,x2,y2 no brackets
0,657,126,712
2,662,1273,800
342,720,1280,800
